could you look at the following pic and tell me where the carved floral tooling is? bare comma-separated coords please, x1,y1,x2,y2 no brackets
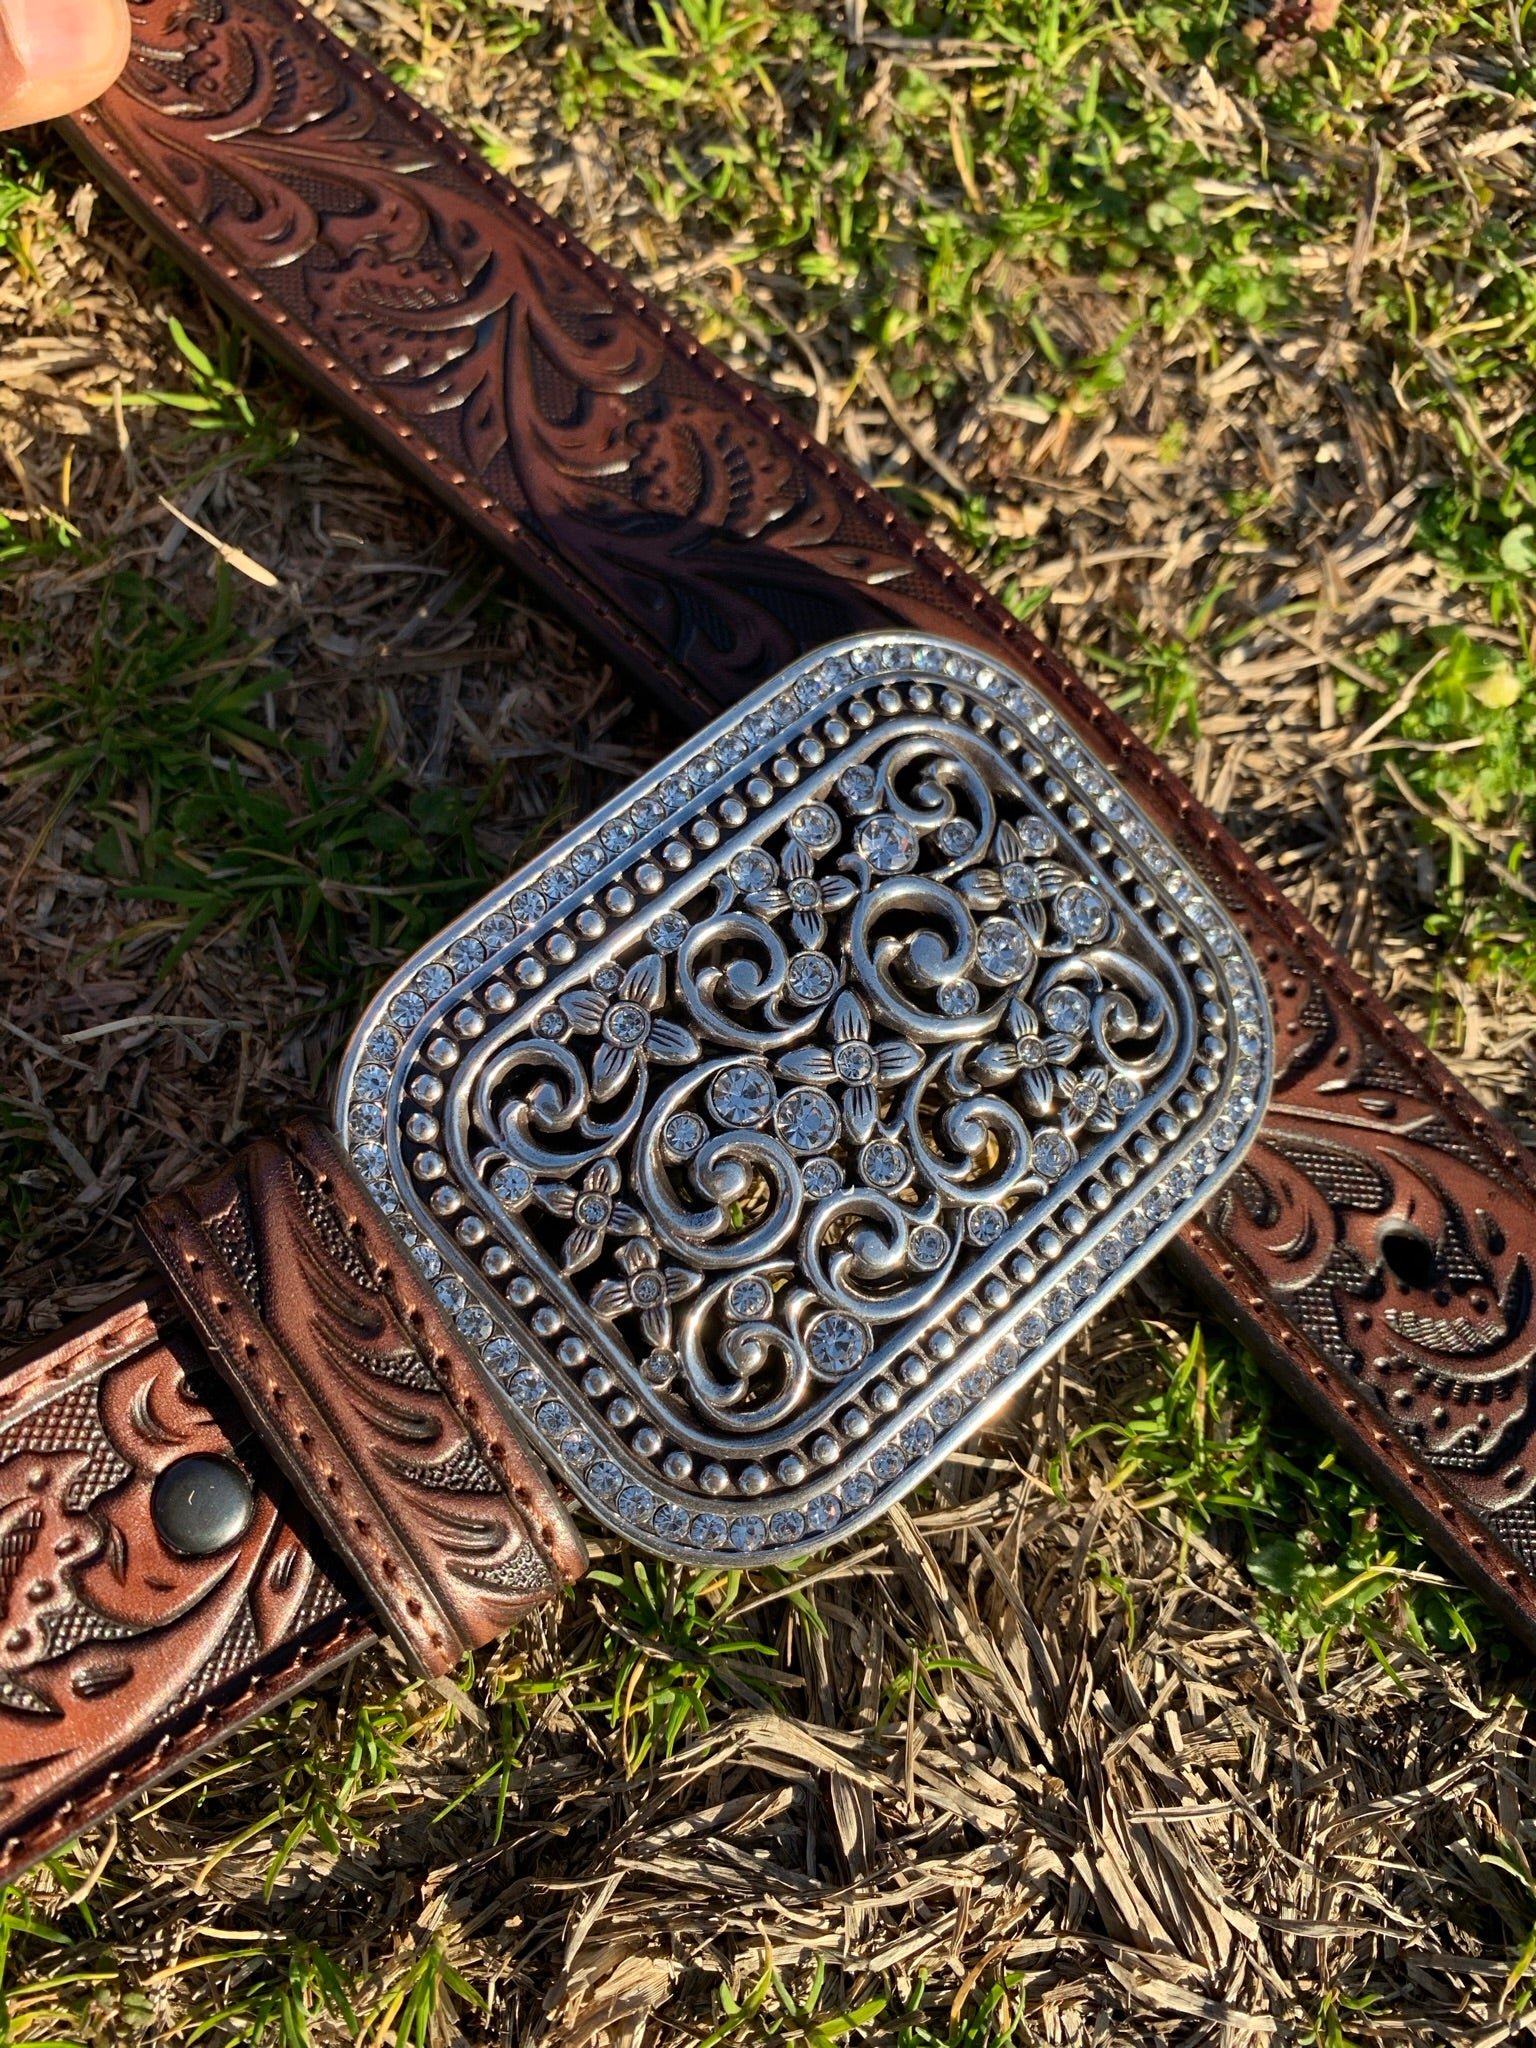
0,1302,366,1854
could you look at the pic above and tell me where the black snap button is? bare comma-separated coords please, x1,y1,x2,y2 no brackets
152,1456,255,1557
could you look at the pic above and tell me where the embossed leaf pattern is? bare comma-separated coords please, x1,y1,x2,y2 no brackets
537,1157,646,1273
559,954,700,1101
776,991,923,1144
590,1239,703,1350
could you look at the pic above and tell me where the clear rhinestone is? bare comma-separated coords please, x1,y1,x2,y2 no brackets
491,1163,533,1209
729,847,778,892
561,1431,596,1471
801,1155,843,1199
968,1205,1007,1246
976,918,1031,981
786,951,837,1005
806,1312,870,1375
1041,986,1090,1035
856,814,917,873
936,980,979,1016
1033,1131,1073,1183
1055,885,1111,943
859,1139,911,1191
908,1225,951,1270
727,1275,774,1322
663,1111,707,1158
709,1064,774,1127
777,1087,839,1154
900,1420,934,1460
788,801,839,852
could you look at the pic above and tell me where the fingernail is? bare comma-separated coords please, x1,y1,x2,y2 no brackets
1,0,108,72
0,0,130,120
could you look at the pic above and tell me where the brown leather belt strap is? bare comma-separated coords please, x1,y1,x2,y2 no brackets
0,1286,373,1882
52,9,1536,1647
0,1126,582,1881
141,1123,587,1677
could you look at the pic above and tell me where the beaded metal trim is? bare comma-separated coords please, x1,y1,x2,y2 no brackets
338,634,1273,1564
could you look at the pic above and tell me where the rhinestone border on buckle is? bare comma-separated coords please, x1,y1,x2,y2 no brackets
337,634,1274,1564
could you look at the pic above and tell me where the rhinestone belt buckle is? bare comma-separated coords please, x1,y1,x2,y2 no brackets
339,634,1273,1565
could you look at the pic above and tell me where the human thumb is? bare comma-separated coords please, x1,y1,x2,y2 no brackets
0,0,130,128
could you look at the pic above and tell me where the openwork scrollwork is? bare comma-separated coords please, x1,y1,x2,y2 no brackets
342,634,1271,1566
463,723,1181,1448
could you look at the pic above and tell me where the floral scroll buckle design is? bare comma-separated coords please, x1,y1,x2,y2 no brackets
338,635,1274,1564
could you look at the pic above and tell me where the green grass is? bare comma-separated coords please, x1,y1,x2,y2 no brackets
8,568,494,1000
578,1557,785,1770
1085,1326,1496,1673
532,0,1536,999
115,315,301,474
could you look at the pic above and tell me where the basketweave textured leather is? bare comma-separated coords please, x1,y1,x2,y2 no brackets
59,0,1536,1649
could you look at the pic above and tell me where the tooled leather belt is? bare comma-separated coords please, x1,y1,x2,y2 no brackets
0,0,1524,1879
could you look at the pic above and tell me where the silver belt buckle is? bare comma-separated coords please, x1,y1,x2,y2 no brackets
338,634,1273,1564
